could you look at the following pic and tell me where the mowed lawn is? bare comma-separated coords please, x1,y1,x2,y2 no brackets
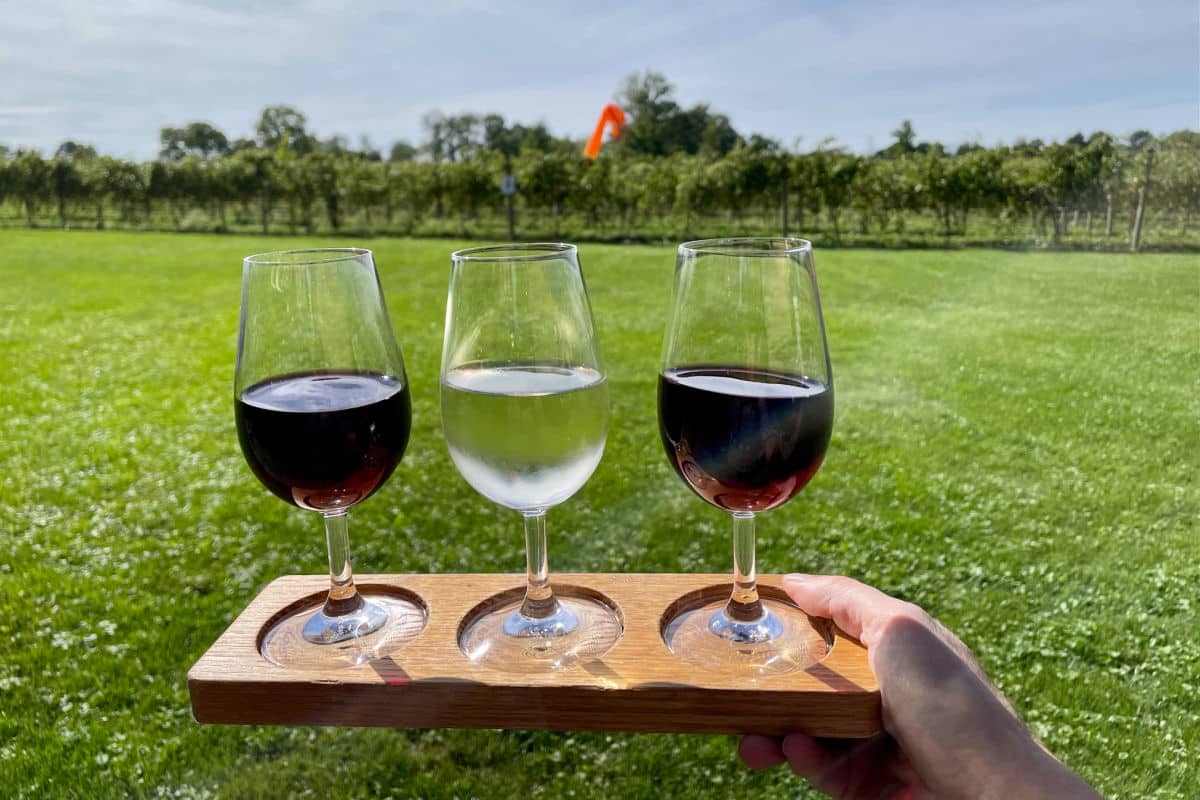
0,230,1196,799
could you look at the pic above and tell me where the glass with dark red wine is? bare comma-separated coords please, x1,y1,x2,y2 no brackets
235,248,425,668
659,237,834,675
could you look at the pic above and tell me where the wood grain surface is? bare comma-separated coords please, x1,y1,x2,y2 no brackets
188,573,881,737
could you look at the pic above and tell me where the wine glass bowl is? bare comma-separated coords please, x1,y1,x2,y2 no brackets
440,243,622,671
235,248,426,668
658,237,834,675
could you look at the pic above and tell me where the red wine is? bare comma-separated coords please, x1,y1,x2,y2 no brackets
658,366,833,513
236,371,411,512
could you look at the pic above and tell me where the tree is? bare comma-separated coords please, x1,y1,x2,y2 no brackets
102,158,146,224
55,140,98,161
618,71,675,119
516,123,554,153
849,158,880,235
0,152,13,212
160,122,230,160
342,156,390,226
205,156,238,230
1156,131,1200,234
146,161,170,221
482,114,521,161
877,120,918,159
146,157,204,228
1075,132,1116,235
274,149,317,232
1035,139,1106,243
227,148,276,233
82,156,114,228
615,71,738,157
517,150,574,236
422,111,480,162
445,158,495,234
699,114,742,158
575,154,615,231
811,146,860,242
6,99,1197,246
387,160,436,233
50,157,87,227
389,140,418,162
307,151,343,230
358,135,382,162
12,150,51,225
956,148,1005,233
255,105,314,153
51,140,98,227
788,152,823,232
444,114,481,162
321,134,351,155
422,111,449,162
610,158,652,232
1129,130,1155,153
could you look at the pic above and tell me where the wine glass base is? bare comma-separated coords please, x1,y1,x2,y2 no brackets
460,594,622,672
301,599,390,644
261,593,427,669
663,597,830,677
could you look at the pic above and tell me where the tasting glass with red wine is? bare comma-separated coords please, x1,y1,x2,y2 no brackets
658,237,834,675
235,248,425,668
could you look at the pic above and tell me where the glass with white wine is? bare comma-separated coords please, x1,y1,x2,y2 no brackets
441,243,621,670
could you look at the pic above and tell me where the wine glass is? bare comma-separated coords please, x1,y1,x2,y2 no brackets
658,237,834,675
441,243,621,670
236,248,425,668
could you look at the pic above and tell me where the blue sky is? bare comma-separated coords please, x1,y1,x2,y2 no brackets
1,0,1196,158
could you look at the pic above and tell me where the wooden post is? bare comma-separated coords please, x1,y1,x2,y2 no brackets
1131,149,1155,253
781,184,789,238
502,161,516,241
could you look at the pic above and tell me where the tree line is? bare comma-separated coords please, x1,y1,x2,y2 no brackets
1,73,1197,250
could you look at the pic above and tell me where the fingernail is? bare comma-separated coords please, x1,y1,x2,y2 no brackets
783,573,812,584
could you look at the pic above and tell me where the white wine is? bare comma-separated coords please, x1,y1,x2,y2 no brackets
441,363,608,511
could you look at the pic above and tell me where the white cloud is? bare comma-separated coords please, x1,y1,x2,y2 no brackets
0,106,62,115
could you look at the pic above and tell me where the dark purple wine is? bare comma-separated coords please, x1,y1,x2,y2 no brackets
236,371,411,512
658,366,833,513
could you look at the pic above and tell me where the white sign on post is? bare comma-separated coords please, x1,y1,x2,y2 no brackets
500,174,517,196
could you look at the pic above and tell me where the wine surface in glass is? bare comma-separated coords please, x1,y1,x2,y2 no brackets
658,366,833,513
236,370,411,512
441,363,607,511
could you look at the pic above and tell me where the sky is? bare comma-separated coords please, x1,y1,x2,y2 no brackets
1,0,1197,159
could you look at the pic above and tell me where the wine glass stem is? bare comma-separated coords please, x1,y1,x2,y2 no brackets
519,509,558,619
726,511,764,622
322,510,365,617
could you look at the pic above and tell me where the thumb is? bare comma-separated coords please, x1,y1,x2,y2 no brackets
782,574,903,647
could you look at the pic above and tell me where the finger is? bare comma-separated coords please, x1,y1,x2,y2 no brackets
738,735,786,770
779,732,841,777
782,733,909,799
782,574,907,646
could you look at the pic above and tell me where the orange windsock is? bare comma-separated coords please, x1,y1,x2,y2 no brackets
584,103,626,159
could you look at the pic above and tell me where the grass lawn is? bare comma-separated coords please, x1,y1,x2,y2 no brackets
0,230,1196,799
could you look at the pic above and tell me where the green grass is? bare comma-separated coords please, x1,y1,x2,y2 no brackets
0,230,1196,798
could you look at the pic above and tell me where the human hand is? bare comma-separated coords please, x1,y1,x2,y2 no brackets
739,575,1100,800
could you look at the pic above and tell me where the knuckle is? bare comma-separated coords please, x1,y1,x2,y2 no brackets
891,600,932,626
